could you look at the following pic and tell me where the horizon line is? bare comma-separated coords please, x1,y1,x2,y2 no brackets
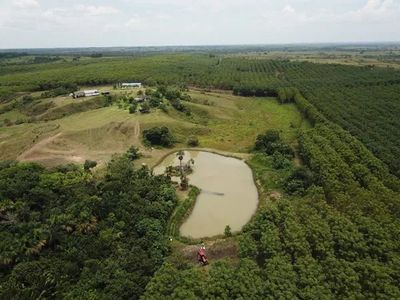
1,41,400,51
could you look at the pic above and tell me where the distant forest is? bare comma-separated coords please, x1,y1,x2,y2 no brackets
1,42,400,55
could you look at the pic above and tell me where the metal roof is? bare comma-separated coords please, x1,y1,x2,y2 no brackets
122,83,141,86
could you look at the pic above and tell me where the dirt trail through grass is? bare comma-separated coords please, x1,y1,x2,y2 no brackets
173,239,238,265
18,132,63,161
134,121,140,140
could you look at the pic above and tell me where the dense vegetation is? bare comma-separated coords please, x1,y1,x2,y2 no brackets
0,156,177,299
2,51,400,299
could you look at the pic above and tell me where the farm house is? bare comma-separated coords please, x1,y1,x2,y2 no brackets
73,90,100,98
83,90,100,97
122,83,142,88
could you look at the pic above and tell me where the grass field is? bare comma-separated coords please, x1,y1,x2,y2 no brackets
0,88,309,167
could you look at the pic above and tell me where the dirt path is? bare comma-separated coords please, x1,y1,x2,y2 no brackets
18,132,63,161
134,120,140,140
174,239,238,265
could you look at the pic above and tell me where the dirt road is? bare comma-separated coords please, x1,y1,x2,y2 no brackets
18,132,63,161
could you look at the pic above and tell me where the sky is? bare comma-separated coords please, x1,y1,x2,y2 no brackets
0,0,399,49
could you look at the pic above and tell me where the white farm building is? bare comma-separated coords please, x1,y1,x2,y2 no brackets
122,83,142,88
73,90,100,98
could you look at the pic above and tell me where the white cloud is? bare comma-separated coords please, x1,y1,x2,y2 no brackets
154,13,171,20
42,10,65,24
104,14,144,32
13,0,39,8
126,15,140,26
273,0,400,24
75,5,121,15
282,5,295,14
103,23,121,32
344,0,400,22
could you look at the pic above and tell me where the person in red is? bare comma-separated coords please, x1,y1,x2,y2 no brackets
197,247,208,265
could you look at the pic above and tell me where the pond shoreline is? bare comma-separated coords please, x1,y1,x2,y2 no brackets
154,150,259,239
167,186,201,238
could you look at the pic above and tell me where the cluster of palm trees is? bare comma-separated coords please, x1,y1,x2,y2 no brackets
164,150,194,190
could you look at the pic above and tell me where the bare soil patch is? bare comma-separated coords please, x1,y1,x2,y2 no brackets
176,239,238,265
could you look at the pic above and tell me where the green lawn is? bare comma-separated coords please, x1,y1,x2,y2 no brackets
0,110,26,124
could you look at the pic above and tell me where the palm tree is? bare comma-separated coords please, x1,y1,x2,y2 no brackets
165,166,174,177
185,158,195,171
180,174,189,190
188,158,195,166
176,150,185,173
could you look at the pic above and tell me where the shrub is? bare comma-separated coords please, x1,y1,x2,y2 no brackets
284,166,315,195
224,225,232,237
150,98,160,108
84,160,97,172
124,146,142,160
265,142,294,158
22,95,34,103
187,136,199,147
254,129,294,159
159,103,168,112
180,176,189,190
140,102,151,113
143,126,174,147
129,104,137,114
272,152,292,169
254,130,280,151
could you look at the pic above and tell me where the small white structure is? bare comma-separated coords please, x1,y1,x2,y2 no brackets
122,83,142,88
73,90,99,98
83,90,99,97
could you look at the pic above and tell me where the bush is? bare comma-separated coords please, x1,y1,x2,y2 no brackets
140,102,151,113
84,160,97,172
22,95,34,103
159,103,168,112
180,176,189,190
3,119,13,126
224,225,232,237
254,129,294,159
284,166,315,195
124,146,142,160
129,104,137,114
265,142,294,158
254,130,280,151
187,136,199,147
150,98,160,108
143,126,174,147
272,152,292,169
165,89,181,101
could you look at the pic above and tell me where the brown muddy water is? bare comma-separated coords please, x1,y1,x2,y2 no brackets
153,151,258,238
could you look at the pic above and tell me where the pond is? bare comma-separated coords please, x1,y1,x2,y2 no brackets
153,151,258,238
